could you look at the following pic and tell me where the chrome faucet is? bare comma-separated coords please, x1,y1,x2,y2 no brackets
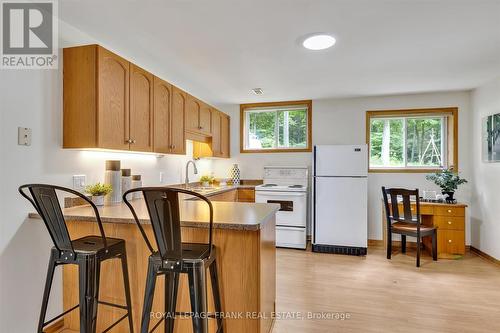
185,160,198,189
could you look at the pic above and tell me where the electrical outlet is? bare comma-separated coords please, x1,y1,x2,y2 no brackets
73,175,86,192
18,127,32,146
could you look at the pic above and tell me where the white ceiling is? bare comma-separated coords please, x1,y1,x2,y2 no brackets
60,0,500,105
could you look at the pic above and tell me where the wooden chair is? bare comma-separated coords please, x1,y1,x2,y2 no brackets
382,187,437,267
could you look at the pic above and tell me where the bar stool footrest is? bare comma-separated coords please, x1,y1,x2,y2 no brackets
42,304,79,329
101,313,129,333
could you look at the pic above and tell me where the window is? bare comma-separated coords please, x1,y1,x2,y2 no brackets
366,108,458,172
240,100,312,153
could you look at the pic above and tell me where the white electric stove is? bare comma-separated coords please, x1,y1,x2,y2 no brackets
255,166,308,249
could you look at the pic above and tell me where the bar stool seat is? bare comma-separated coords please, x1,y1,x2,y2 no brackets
71,235,125,254
124,187,224,333
19,184,134,333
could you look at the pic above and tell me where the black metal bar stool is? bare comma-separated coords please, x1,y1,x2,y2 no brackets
19,184,134,333
123,187,224,333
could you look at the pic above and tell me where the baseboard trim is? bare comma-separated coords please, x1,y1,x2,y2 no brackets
470,246,500,266
44,319,64,333
368,239,419,249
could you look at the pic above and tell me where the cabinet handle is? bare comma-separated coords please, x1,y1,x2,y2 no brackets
448,239,452,243
448,221,452,225
125,139,132,143
198,126,203,130
447,209,452,213
172,145,176,149
131,139,136,144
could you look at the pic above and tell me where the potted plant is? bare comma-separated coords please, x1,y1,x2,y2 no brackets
425,167,467,202
85,183,113,206
199,175,214,187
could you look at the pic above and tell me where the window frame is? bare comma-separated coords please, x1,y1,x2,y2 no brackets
240,100,312,153
366,107,458,173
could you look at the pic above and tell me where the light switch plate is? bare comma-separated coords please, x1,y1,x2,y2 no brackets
73,175,86,192
18,127,32,146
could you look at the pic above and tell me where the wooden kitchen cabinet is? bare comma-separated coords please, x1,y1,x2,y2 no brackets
64,45,131,150
209,189,238,202
63,44,219,156
64,45,153,151
153,78,186,155
199,102,212,135
186,95,212,135
237,188,255,202
153,77,172,153
185,94,201,133
193,110,230,159
170,86,187,154
220,112,230,158
211,110,222,156
130,64,154,152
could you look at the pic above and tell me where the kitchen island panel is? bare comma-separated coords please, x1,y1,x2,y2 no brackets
62,216,276,333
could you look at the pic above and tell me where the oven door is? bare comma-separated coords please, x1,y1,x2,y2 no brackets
255,191,306,227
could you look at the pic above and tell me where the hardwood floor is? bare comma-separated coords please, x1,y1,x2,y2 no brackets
54,246,500,333
273,246,500,333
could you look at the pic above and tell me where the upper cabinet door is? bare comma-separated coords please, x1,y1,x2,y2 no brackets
199,103,212,135
97,47,130,150
170,87,186,155
153,76,171,154
130,64,154,152
185,94,201,133
211,110,221,156
220,113,230,158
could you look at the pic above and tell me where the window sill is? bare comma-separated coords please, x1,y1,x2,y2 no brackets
241,147,312,154
369,167,453,174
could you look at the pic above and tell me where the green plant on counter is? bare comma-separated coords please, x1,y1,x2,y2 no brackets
425,167,468,193
85,183,113,196
199,175,214,184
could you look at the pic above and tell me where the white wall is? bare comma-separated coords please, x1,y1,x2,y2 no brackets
213,91,473,241
0,20,212,333
470,76,500,259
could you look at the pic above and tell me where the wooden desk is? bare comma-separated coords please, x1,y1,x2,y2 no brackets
382,201,467,259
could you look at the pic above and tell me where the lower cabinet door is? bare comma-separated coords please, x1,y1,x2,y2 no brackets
276,226,306,249
437,229,465,257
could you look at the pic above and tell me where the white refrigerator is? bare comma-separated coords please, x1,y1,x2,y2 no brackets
312,145,368,255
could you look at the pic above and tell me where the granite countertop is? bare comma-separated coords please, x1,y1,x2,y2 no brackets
173,184,256,198
29,193,279,231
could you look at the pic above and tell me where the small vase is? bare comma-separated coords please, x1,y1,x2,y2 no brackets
202,181,210,187
442,191,455,202
230,164,241,185
92,195,105,206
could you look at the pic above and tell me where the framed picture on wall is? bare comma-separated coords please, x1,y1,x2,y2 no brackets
483,112,500,162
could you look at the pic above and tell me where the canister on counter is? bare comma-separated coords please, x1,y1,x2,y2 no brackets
132,175,142,199
104,160,121,204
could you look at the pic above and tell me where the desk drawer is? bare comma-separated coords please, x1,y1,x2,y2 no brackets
438,230,465,255
435,206,465,217
397,204,433,215
434,216,465,230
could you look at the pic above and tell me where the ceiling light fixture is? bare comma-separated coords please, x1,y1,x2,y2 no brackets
302,34,336,51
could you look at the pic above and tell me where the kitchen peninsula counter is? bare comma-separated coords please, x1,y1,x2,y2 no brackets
30,199,278,333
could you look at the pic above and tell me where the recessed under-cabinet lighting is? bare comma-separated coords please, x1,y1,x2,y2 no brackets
302,34,336,51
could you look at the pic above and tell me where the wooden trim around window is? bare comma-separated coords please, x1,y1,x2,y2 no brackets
240,100,312,153
365,107,458,173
